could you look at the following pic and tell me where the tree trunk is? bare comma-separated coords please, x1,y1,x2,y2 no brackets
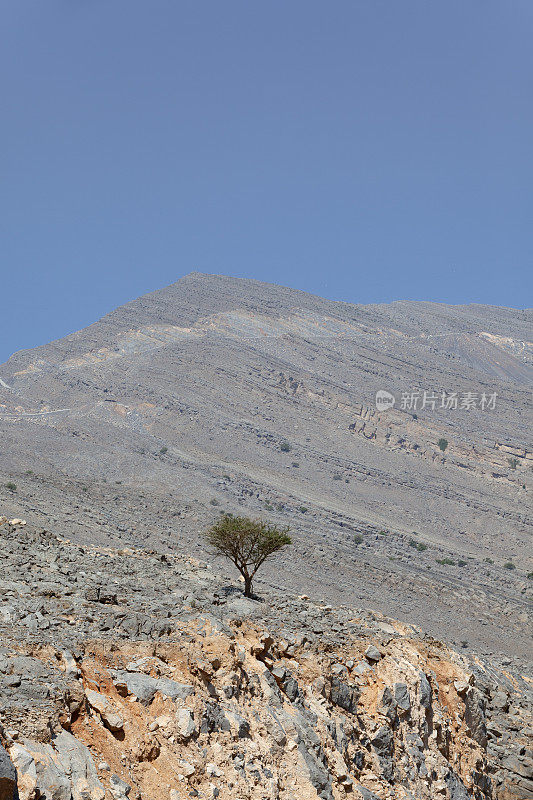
243,575,253,598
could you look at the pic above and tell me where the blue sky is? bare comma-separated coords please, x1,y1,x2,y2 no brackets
1,1,532,363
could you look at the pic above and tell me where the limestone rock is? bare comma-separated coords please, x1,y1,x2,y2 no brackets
85,689,124,732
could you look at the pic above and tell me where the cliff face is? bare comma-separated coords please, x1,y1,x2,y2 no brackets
0,519,531,800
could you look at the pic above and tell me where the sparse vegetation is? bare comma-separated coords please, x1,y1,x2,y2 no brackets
291,462,300,468
332,473,342,480
280,442,292,452
203,514,291,597
353,534,363,544
507,457,519,470
457,559,467,567
527,572,533,580
378,530,387,536
299,506,308,513
503,562,516,570
436,557,455,566
483,557,494,564
409,539,427,552
438,438,449,452
4,482,17,492
160,446,168,455
210,498,220,506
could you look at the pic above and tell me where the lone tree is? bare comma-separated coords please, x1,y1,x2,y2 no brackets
204,514,291,598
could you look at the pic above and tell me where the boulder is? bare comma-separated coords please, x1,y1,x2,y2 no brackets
394,682,411,712
53,731,105,800
176,708,196,740
0,745,16,800
463,687,487,748
85,689,124,732
330,677,359,713
10,740,71,800
418,672,432,709
114,672,193,704
364,645,382,663
355,786,381,800
110,774,131,798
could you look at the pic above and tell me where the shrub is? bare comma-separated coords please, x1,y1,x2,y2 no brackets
280,442,292,452
210,498,220,506
436,557,455,566
503,562,516,570
410,539,427,552
203,514,291,597
507,457,519,470
353,534,363,544
292,462,300,468
457,559,467,567
4,482,17,491
438,438,448,452
160,446,168,455
483,557,494,564
527,572,533,580
299,506,308,513
378,530,387,536
332,474,342,480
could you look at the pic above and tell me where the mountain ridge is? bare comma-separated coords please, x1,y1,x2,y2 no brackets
0,273,531,664
3,272,532,372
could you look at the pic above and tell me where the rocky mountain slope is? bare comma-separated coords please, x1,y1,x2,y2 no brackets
0,273,531,657
0,517,531,800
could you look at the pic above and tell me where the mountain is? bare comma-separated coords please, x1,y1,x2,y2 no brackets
0,273,531,659
0,516,531,800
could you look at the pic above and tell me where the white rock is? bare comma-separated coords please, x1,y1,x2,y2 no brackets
176,708,196,740
85,689,124,732
178,760,195,778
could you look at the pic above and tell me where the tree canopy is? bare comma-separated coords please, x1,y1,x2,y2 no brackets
204,514,291,597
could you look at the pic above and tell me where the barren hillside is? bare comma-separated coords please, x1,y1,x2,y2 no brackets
0,273,531,657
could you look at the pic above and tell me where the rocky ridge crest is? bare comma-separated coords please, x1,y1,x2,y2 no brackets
0,518,531,800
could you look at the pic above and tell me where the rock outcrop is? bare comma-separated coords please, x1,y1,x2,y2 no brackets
0,519,531,800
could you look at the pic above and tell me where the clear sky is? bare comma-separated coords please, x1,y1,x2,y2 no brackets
1,1,532,363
